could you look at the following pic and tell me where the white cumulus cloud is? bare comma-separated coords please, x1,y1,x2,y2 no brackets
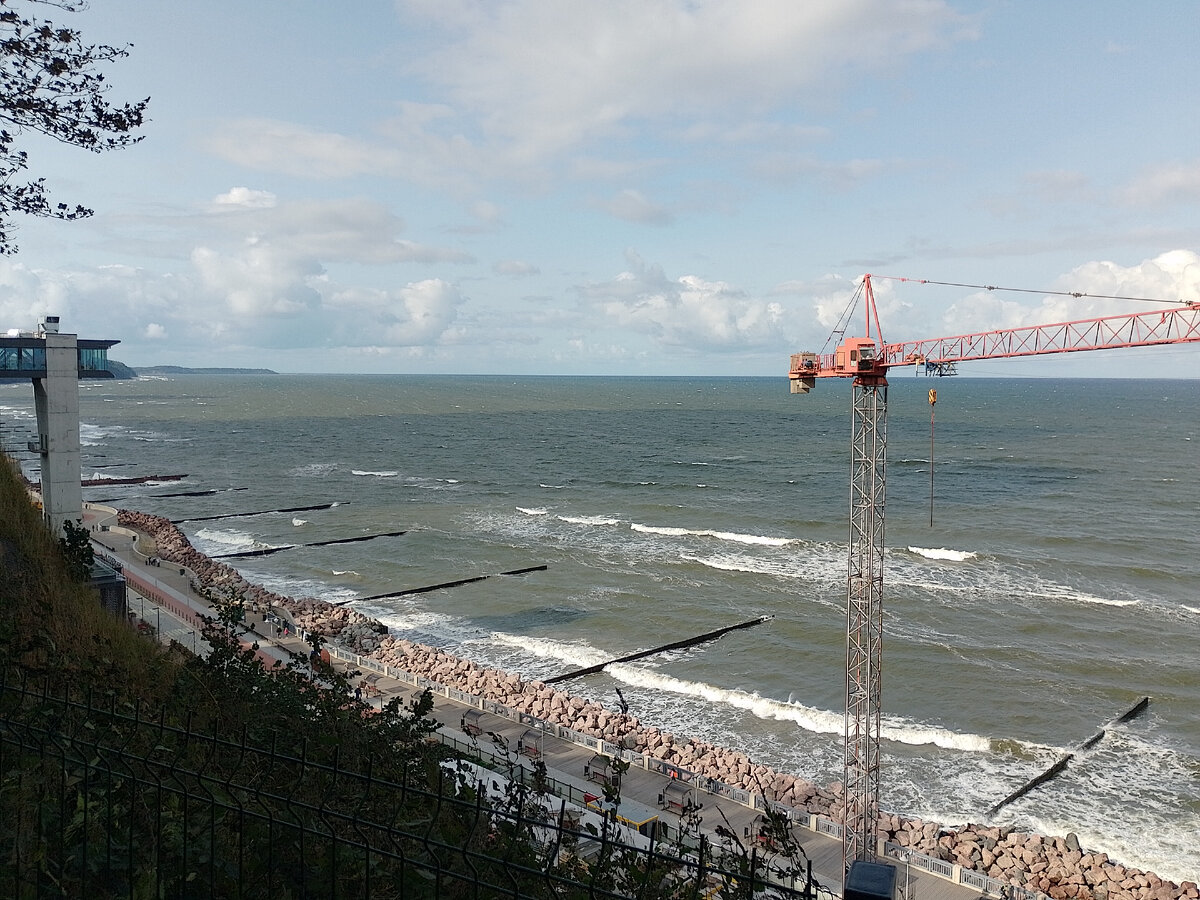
581,254,787,349
328,279,465,346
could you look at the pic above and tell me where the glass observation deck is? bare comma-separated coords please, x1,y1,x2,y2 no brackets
0,337,119,379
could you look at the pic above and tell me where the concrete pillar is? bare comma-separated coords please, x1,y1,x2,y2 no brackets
32,332,82,536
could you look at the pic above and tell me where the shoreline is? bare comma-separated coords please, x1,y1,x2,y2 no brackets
114,507,1196,900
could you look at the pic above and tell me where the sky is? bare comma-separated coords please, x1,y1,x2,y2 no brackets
1,0,1199,377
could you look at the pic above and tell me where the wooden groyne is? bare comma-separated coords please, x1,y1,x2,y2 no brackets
543,615,773,685
210,530,409,559
79,473,189,486
987,696,1150,816
173,502,344,523
95,488,249,503
336,565,548,605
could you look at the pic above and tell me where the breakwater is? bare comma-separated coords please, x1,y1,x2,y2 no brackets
116,508,1197,900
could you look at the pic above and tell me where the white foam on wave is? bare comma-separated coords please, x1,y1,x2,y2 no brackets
490,632,608,669
608,664,996,753
193,528,271,554
351,469,398,478
680,551,840,587
79,422,131,446
331,569,361,577
1010,730,1199,885
1024,584,1139,607
558,514,620,527
516,506,548,516
631,523,793,547
1183,604,1200,615
292,518,307,527
889,557,1142,609
290,462,338,477
484,631,996,753
908,546,978,562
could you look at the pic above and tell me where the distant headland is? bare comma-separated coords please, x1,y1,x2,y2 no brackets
105,361,278,379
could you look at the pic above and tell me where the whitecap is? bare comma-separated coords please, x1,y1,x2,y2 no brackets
292,518,307,527
606,665,997,753
486,631,999,754
516,506,548,516
351,469,398,477
490,633,608,669
290,462,338,477
557,514,620,526
193,528,269,553
631,523,793,547
908,546,978,562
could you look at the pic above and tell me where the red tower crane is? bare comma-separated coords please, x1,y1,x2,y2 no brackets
788,274,1200,890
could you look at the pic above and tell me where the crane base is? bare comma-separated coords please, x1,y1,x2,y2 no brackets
845,860,897,900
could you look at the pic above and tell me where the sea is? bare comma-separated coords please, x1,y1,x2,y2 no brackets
2,373,1197,882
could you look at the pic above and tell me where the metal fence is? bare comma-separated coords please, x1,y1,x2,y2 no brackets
0,673,816,899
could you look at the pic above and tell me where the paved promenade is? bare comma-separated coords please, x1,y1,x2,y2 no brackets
85,502,988,900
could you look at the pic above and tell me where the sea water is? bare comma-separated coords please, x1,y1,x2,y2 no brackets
2,374,1197,882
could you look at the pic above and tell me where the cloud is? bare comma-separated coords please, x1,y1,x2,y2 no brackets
327,279,465,345
580,252,788,349
198,0,970,197
199,3,974,204
400,0,974,165
0,192,479,358
212,187,277,209
191,243,323,318
205,119,400,179
752,154,885,187
493,259,540,276
1120,161,1200,207
601,188,673,225
939,250,1200,335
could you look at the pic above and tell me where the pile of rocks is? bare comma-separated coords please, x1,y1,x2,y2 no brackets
116,510,1195,900
116,510,381,637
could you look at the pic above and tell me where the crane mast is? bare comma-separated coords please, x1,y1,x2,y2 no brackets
844,377,887,869
788,274,1200,891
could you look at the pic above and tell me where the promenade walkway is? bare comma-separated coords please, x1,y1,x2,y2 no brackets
85,502,989,900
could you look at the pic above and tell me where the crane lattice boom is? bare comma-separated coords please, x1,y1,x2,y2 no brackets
791,279,1200,388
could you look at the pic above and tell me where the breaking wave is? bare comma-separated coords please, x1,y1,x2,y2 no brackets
908,546,978,562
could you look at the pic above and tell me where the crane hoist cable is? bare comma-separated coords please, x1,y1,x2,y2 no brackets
868,274,1196,306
